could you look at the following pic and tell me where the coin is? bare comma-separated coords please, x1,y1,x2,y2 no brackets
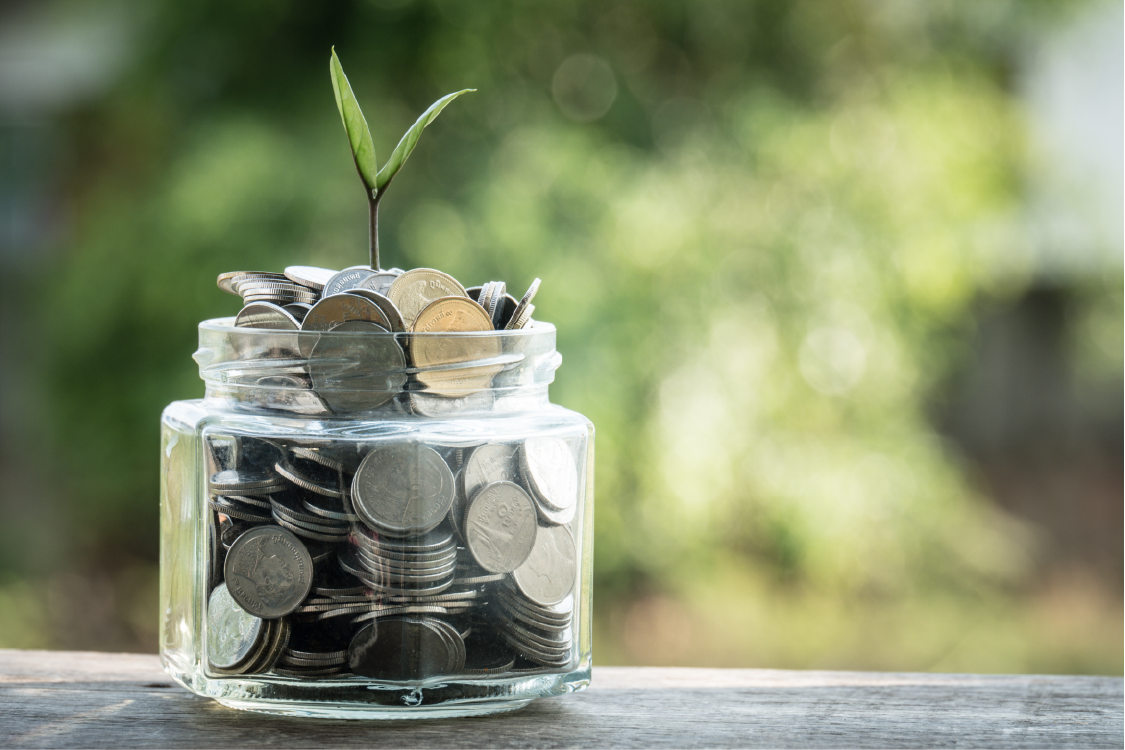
464,481,538,573
520,437,578,513
357,271,402,297
322,268,378,296
207,583,265,670
511,524,576,606
235,302,301,331
218,271,288,296
505,278,539,330
284,266,337,290
338,290,393,328
345,288,405,332
300,294,388,333
210,469,285,493
410,297,503,395
329,319,388,334
283,303,313,321
291,446,347,473
348,618,454,679
224,526,315,618
387,268,468,329
408,390,495,416
351,444,455,536
462,444,519,502
507,303,535,330
307,331,407,413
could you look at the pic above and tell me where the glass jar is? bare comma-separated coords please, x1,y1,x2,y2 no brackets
160,318,593,718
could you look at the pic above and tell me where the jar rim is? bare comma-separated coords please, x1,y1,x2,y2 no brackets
200,317,556,337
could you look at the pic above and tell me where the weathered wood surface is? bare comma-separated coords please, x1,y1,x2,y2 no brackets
0,649,1120,748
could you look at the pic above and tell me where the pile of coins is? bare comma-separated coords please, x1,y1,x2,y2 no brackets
205,431,582,681
219,265,537,334
215,266,541,414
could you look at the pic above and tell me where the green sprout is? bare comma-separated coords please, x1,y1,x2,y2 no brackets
330,48,473,270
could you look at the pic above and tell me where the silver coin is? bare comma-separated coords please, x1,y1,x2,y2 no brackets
247,617,292,675
508,303,535,330
498,615,571,650
351,444,455,535
275,460,345,498
284,266,337,290
464,481,538,574
291,447,346,473
329,319,387,335
270,492,349,528
520,437,578,513
300,294,388,333
215,494,271,509
478,281,507,328
279,652,347,667
338,291,393,329
235,302,300,331
511,524,576,606
210,498,273,524
477,281,498,320
212,617,275,675
357,271,402,297
351,526,455,553
285,647,348,661
239,281,319,296
345,287,405,332
210,469,284,492
496,596,571,634
499,587,574,623
207,583,264,670
348,618,454,679
505,278,540,330
283,303,314,321
273,514,349,543
307,331,407,413
409,390,495,417
387,268,468,330
322,267,378,297
534,492,576,527
218,271,287,296
271,509,350,537
303,498,358,523
224,526,315,618
463,444,519,502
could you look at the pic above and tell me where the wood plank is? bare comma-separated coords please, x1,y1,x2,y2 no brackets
0,649,1120,748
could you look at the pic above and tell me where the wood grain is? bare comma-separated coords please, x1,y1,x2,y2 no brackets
0,649,1120,748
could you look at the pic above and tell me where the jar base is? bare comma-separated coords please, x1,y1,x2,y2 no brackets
165,659,591,720
215,696,535,719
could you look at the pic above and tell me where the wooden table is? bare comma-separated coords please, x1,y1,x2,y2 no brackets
1,650,1120,748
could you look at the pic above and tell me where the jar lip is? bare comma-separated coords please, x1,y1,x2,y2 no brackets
199,317,556,337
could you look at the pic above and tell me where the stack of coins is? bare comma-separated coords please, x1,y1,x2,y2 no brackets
207,585,292,677
205,431,584,679
208,469,284,524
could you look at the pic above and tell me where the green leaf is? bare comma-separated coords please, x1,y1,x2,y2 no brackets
330,48,378,194
376,89,474,192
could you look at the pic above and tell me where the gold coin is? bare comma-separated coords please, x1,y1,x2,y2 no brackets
386,268,468,329
411,296,502,396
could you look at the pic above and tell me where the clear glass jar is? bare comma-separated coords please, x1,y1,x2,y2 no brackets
160,318,593,718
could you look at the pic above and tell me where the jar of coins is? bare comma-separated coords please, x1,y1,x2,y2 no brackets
160,303,592,718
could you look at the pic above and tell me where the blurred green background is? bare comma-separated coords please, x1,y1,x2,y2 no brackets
0,0,1120,674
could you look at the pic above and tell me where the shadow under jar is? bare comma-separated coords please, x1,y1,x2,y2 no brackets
160,318,593,718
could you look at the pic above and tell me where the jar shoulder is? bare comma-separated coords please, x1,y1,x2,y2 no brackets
161,398,592,438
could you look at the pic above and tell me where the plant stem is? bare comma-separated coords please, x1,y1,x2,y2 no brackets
367,192,380,270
